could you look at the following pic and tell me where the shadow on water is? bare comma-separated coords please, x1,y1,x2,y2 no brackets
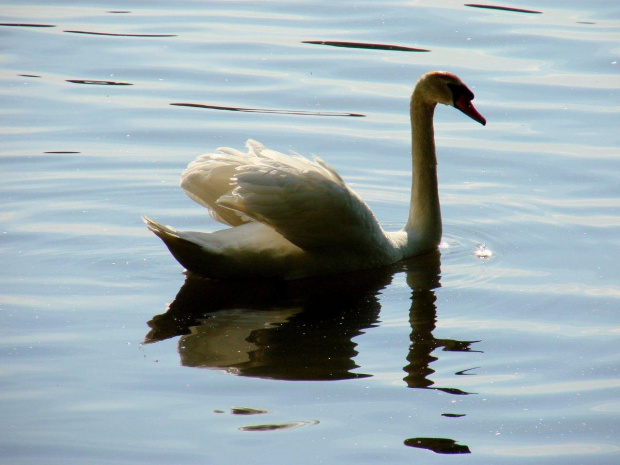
144,251,478,453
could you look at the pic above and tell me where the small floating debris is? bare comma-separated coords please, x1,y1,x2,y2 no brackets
303,40,430,52
66,79,133,86
441,413,466,418
404,437,471,454
474,243,493,259
64,30,176,37
107,11,131,14
170,103,365,118
0,23,55,28
19,74,41,78
464,4,542,14
239,420,319,432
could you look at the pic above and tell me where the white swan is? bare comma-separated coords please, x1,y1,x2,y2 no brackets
144,71,486,280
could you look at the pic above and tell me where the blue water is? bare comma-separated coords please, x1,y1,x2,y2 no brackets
1,1,619,464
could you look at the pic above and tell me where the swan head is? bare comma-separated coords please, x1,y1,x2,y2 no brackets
416,71,486,126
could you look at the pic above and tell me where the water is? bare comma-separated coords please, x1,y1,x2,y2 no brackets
1,1,619,463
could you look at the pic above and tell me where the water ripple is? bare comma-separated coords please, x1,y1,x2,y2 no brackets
63,30,177,38
170,102,365,117
302,40,430,52
465,4,542,14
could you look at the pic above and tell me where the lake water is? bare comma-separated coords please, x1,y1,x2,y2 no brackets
1,1,619,463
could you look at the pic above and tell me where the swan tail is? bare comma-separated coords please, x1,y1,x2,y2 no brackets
143,216,179,239
142,216,215,277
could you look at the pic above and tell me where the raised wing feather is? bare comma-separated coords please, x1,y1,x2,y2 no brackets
180,146,251,226
180,140,344,227
214,142,386,252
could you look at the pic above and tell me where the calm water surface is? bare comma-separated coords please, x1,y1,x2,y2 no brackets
1,1,619,464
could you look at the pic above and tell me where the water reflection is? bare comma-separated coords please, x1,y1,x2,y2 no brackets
145,262,389,380
404,263,480,394
404,437,471,454
145,251,478,388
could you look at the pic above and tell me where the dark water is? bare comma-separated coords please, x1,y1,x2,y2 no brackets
1,1,619,464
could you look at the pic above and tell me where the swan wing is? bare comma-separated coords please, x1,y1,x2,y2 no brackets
180,139,342,227
214,141,385,252
180,146,254,226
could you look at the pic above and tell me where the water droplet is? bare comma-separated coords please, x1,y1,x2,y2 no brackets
475,243,493,259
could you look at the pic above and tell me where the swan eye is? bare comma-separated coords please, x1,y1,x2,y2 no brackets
447,83,474,107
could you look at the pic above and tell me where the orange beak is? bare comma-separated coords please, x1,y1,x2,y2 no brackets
455,95,486,126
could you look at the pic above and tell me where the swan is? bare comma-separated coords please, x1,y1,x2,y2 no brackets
144,71,486,280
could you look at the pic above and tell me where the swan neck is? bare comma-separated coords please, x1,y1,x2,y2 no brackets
403,94,442,251
410,94,437,167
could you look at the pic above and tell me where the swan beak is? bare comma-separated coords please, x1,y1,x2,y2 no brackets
455,96,486,126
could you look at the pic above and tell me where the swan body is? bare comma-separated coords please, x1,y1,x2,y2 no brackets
145,71,485,280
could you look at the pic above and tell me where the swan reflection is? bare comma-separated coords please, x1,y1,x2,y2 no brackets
144,251,479,388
